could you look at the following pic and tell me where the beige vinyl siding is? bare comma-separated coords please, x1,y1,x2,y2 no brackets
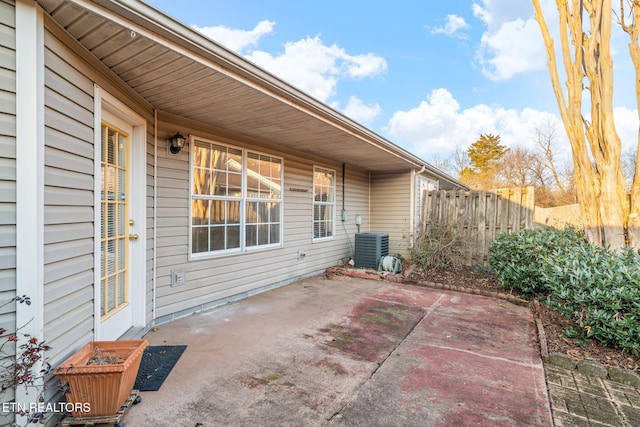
153,119,368,319
42,28,95,364
0,8,15,416
370,171,412,256
42,21,155,355
0,0,16,344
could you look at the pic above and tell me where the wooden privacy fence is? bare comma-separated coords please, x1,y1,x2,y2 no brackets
420,186,535,265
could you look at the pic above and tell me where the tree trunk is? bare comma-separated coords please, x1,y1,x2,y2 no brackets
533,0,632,248
622,2,640,247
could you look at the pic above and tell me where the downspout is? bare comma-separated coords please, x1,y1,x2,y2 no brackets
412,166,426,243
342,163,346,218
368,170,371,233
152,109,158,324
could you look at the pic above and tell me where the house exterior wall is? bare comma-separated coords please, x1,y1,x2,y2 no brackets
152,118,368,320
43,27,96,363
6,1,461,422
41,22,155,364
39,13,367,345
370,171,413,256
12,4,442,366
0,0,16,348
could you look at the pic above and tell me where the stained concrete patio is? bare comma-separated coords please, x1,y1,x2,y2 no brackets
123,275,552,426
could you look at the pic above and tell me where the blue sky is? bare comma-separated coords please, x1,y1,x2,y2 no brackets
145,0,638,166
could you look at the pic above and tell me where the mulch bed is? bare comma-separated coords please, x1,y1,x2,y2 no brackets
406,265,640,373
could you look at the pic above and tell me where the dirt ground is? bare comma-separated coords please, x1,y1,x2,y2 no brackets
408,265,640,373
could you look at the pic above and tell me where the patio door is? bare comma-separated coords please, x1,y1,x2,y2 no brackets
99,111,136,340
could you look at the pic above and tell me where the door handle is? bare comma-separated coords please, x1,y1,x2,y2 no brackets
129,233,139,241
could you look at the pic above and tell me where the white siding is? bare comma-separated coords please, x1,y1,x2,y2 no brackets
42,28,95,363
370,171,412,256
0,0,16,340
42,22,155,361
152,120,369,319
0,3,16,420
36,9,403,343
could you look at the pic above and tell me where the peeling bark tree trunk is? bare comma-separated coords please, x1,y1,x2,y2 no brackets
621,0,640,247
533,0,633,248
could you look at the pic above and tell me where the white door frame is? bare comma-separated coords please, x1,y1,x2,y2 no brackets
93,86,147,340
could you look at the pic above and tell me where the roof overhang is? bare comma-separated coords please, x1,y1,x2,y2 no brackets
37,0,464,185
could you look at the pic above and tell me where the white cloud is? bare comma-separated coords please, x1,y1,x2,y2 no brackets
192,20,275,53
472,0,548,80
613,106,639,153
194,20,387,105
341,96,382,125
347,53,388,79
472,0,532,32
430,14,470,38
245,36,387,102
386,88,568,160
476,18,546,80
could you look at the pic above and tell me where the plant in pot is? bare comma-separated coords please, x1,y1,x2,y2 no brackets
53,339,148,419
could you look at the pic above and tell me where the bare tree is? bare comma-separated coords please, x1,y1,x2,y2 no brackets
532,119,567,194
431,145,470,178
532,0,634,248
451,144,471,176
622,146,637,191
530,119,579,205
499,146,545,188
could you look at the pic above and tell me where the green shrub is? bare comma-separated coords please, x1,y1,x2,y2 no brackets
542,246,640,354
489,227,640,355
488,227,587,294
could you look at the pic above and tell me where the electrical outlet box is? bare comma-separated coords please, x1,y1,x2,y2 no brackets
341,210,348,222
171,268,186,287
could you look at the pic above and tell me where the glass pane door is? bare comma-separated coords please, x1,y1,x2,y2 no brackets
100,123,129,319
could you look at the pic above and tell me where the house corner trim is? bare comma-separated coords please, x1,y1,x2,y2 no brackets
15,0,45,409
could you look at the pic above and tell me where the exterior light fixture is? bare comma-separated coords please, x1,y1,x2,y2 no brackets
169,132,186,154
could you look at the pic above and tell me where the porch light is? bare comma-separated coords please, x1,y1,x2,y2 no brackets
169,132,186,154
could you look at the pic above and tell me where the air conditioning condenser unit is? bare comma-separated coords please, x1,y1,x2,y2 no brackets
354,232,389,269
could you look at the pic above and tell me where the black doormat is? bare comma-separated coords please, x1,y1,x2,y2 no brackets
134,345,187,391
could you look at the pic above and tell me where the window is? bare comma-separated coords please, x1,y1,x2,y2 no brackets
313,167,335,239
245,152,282,248
190,137,282,256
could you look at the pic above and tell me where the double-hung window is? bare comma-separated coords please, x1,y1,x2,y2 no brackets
190,137,282,256
313,167,335,239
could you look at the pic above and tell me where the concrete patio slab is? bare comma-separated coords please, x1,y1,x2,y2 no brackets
123,275,552,426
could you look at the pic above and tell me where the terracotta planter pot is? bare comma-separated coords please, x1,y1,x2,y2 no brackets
54,340,148,419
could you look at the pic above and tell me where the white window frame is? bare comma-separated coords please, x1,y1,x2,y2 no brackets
189,136,283,258
312,166,336,241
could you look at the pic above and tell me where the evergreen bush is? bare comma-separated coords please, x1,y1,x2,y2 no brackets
488,227,587,294
489,227,640,355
